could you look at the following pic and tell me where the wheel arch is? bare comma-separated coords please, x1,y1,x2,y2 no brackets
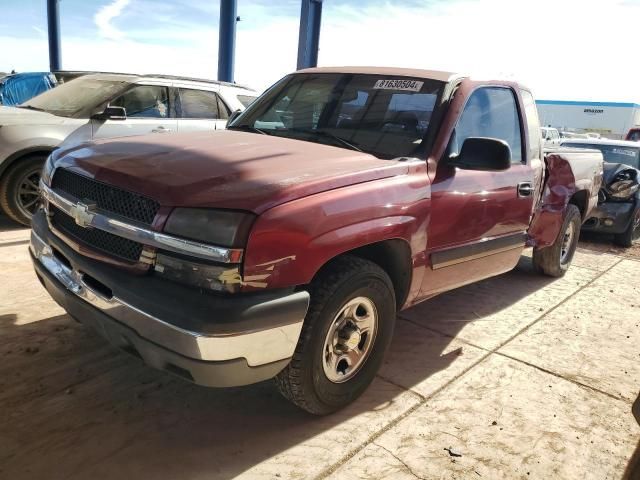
311,238,413,310
568,189,589,220
0,147,55,181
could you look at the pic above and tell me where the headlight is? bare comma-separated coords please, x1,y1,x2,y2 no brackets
157,209,254,292
606,169,639,200
154,252,240,293
609,180,639,199
41,154,55,186
164,208,255,248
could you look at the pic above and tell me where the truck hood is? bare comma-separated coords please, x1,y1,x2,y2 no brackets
0,105,73,126
53,130,410,213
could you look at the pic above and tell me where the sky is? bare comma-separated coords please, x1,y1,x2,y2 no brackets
0,0,639,102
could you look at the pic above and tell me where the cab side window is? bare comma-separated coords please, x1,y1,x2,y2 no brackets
111,85,170,118
179,88,223,119
451,87,523,163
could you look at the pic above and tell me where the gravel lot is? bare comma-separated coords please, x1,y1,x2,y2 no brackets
1,216,639,480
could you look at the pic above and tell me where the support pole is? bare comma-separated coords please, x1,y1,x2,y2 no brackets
47,0,62,71
217,0,237,83
296,0,323,70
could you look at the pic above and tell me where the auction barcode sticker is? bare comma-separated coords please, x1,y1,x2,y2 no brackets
373,79,424,92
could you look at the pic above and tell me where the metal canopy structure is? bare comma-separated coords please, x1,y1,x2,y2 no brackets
47,0,61,71
46,0,323,81
297,0,323,70
217,0,238,82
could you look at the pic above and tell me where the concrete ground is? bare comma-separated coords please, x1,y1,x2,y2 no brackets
1,215,639,480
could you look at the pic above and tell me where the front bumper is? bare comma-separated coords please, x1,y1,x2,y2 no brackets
582,200,637,235
30,210,310,387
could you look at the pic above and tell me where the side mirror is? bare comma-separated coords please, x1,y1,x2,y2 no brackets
93,106,127,121
227,108,242,127
449,137,511,171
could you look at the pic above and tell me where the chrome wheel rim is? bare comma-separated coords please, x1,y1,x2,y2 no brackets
560,221,575,264
16,168,41,219
322,296,378,384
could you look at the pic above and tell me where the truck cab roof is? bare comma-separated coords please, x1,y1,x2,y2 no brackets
297,66,465,83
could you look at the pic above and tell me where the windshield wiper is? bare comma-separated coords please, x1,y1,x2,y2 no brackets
227,124,268,135
17,105,46,112
290,128,363,152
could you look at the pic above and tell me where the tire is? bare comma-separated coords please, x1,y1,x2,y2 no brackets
613,207,640,248
0,155,46,226
532,204,581,277
276,255,396,415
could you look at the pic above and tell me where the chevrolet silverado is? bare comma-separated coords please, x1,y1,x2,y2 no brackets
30,67,603,414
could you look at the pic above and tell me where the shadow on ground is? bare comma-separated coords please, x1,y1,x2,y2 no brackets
0,214,26,232
579,230,640,261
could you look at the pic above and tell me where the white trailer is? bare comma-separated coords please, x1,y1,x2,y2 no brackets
536,100,640,139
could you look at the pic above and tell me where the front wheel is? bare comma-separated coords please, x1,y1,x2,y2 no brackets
276,256,396,415
613,207,640,248
0,155,46,226
532,204,581,277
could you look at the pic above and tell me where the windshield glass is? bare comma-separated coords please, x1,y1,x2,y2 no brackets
565,142,640,168
20,77,128,117
232,73,444,159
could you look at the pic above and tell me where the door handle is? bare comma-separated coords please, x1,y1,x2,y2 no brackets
152,126,172,133
517,182,534,198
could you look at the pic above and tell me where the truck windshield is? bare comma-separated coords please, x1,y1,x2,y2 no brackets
19,77,128,118
565,143,640,168
231,73,444,159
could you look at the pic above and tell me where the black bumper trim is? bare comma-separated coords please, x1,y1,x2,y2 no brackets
582,200,637,234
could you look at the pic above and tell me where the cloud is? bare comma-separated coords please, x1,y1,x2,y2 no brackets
31,26,46,39
318,0,640,102
2,0,639,101
94,0,131,40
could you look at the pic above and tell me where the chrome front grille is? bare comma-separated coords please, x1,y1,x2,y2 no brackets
51,169,159,225
40,180,241,264
50,206,144,262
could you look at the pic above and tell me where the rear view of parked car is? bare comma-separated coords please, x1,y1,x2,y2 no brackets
0,73,257,225
561,138,640,246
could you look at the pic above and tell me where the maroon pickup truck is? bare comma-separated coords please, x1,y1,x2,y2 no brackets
31,67,603,414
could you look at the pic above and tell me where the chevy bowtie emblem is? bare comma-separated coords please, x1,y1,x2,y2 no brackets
70,201,96,228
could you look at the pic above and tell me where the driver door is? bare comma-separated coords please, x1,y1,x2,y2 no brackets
421,86,535,297
92,84,177,139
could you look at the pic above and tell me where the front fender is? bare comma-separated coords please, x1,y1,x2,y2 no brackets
0,122,89,177
242,163,431,292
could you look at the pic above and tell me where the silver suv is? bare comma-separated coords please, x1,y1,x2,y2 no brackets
0,73,257,225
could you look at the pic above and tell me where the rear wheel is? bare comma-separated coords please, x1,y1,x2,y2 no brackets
0,155,46,226
276,256,396,415
613,207,640,248
533,204,581,277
